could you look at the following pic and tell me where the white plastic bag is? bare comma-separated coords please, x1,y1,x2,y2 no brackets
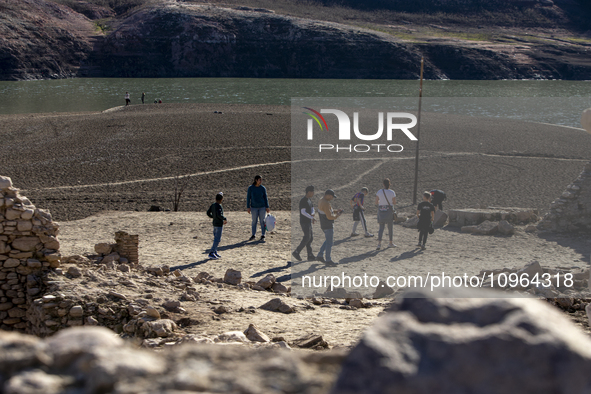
265,213,276,233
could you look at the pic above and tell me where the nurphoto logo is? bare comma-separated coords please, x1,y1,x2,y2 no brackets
303,107,417,153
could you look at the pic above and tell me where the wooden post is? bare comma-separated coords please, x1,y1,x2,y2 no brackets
412,57,424,205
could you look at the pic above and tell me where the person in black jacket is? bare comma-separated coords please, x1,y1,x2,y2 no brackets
417,191,435,250
292,185,316,262
206,193,227,259
430,189,446,211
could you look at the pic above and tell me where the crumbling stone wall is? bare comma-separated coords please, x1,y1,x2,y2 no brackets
539,162,591,232
114,231,139,266
0,176,60,331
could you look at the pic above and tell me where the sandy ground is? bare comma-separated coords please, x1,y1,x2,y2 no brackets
57,210,591,345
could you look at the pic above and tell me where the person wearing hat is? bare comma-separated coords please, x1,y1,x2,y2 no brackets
316,189,343,267
292,186,316,262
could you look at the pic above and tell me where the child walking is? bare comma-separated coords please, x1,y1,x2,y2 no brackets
206,193,227,259
417,191,435,250
350,187,373,237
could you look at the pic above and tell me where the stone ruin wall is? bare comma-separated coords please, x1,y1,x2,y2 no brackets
0,175,143,335
538,161,591,232
0,176,61,331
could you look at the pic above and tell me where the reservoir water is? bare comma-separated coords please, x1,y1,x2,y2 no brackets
0,78,589,127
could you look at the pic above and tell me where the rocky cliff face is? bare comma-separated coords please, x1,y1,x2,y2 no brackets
83,3,424,79
2,1,591,80
0,0,94,80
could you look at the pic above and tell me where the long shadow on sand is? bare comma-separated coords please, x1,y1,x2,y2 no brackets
390,249,422,262
170,259,210,271
251,262,291,279
200,240,249,254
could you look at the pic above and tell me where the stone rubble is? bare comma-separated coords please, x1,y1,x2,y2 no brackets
0,326,343,394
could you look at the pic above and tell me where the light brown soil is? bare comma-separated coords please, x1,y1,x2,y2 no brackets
57,210,591,345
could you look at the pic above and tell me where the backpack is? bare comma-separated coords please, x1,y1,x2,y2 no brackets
265,213,276,233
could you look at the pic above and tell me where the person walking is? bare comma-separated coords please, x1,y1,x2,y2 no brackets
317,189,343,267
350,187,373,238
125,92,130,106
417,191,435,250
375,178,397,250
141,92,145,104
246,175,270,242
292,185,316,262
206,192,227,259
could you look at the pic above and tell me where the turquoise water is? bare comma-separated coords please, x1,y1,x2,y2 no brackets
0,78,590,115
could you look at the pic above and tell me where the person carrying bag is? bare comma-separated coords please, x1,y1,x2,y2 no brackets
375,178,397,250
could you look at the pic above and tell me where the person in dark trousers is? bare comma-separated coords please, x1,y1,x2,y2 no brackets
417,191,435,250
206,193,227,259
125,92,130,106
141,92,145,104
317,189,343,267
350,187,373,237
246,175,270,242
293,186,316,262
430,189,446,211
375,178,397,250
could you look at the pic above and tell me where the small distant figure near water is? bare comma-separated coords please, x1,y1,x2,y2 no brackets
141,92,145,104
158,99,162,104
125,92,130,106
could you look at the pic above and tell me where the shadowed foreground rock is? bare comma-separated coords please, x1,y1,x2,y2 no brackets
0,326,345,394
331,287,591,394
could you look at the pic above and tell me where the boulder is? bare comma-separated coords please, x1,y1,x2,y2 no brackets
271,282,289,293
101,253,119,264
244,324,270,343
348,299,365,308
517,261,544,281
0,175,12,189
141,319,177,338
145,307,160,319
460,225,478,233
373,281,394,299
260,298,295,314
402,216,419,228
11,237,40,252
331,287,591,394
69,306,83,318
224,269,242,285
94,243,112,255
5,209,21,221
472,220,498,235
432,210,448,227
67,266,82,278
216,331,248,343
256,274,276,289
162,300,181,312
291,333,328,349
498,220,514,235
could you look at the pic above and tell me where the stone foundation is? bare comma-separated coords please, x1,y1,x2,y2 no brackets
448,207,539,227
